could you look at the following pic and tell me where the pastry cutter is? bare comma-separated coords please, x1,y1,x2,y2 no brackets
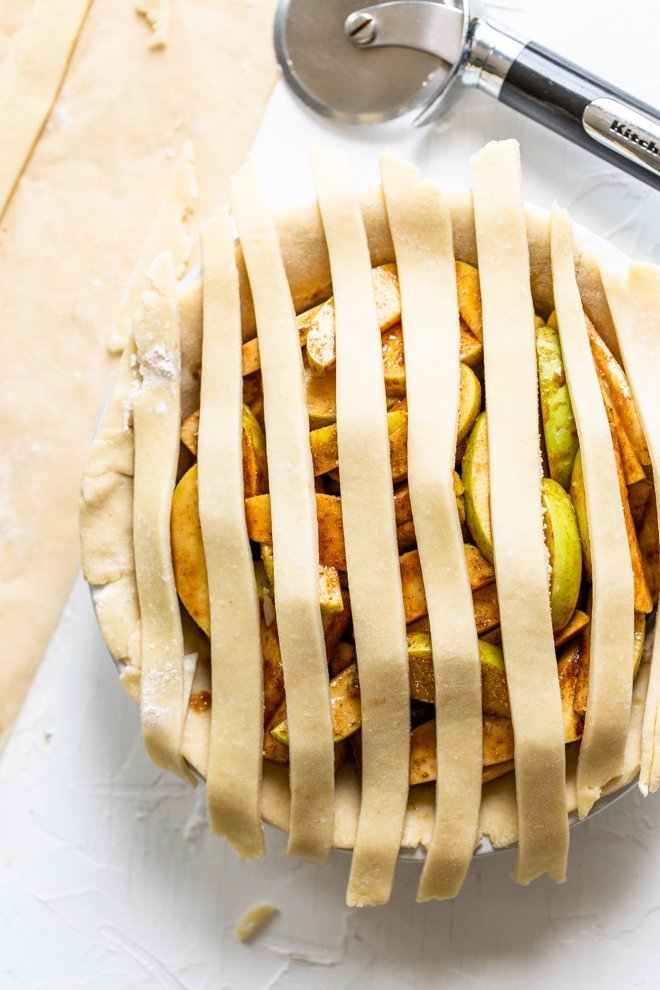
274,0,660,188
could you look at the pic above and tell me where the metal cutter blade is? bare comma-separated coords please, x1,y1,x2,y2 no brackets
274,0,466,124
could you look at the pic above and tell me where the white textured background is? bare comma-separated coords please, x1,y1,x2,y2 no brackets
2,1,660,987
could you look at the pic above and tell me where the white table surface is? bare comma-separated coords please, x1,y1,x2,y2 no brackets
2,2,660,987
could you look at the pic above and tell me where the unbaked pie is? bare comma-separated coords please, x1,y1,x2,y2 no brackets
80,140,660,905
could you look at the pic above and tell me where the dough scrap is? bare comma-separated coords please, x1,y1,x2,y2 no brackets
198,211,265,859
550,205,634,817
135,0,170,48
379,154,482,902
600,263,660,795
230,161,335,863
470,141,568,885
132,252,195,784
234,903,278,943
0,0,92,221
108,140,198,353
312,148,410,907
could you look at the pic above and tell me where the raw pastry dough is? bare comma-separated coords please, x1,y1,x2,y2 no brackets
550,205,634,817
379,154,482,902
0,0,92,220
132,252,195,784
470,142,568,884
198,211,265,859
2,0,278,752
108,140,198,353
599,263,660,795
312,148,410,907
230,161,335,864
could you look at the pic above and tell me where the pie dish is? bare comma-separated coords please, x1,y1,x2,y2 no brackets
80,140,660,906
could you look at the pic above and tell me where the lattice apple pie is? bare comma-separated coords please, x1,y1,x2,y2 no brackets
80,140,660,906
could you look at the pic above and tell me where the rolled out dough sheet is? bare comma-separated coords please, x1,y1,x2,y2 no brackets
0,0,278,752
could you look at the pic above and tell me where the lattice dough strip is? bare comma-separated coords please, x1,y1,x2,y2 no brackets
198,211,266,859
600,262,660,796
312,148,411,907
550,204,635,818
230,161,335,863
379,153,482,901
471,141,568,884
132,252,195,784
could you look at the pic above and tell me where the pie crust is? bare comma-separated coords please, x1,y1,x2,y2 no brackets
80,140,658,905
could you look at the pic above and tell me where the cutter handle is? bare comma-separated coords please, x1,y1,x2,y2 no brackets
499,42,660,189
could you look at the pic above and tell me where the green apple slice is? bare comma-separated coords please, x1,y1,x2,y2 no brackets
536,325,579,491
462,411,493,563
457,364,483,444
570,449,591,580
305,365,337,428
542,477,583,631
479,641,510,718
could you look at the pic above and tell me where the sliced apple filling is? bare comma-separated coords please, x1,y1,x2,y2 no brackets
170,259,654,783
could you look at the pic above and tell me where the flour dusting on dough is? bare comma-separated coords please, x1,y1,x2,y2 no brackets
135,0,170,49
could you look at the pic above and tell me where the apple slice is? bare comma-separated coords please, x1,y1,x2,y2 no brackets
536,325,578,490
585,315,651,467
541,477,583,631
570,450,591,580
462,411,493,562
479,641,510,718
557,639,584,743
382,323,406,397
305,365,337,428
455,261,483,341
638,497,659,606
170,463,210,634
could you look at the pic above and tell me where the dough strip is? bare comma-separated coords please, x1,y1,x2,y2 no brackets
230,161,335,863
470,141,568,883
132,252,195,784
379,154,482,901
551,204,634,817
198,212,265,858
313,148,410,906
600,262,660,795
